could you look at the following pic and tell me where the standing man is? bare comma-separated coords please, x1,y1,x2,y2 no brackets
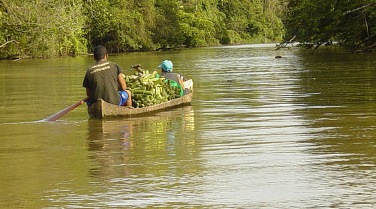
83,45,132,107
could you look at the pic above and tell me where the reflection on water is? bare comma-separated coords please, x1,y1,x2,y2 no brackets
51,106,202,208
1,45,376,208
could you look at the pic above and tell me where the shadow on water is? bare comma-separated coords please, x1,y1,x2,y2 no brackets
287,51,376,208
295,51,376,158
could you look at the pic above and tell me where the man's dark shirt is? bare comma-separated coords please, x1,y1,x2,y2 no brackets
83,61,122,105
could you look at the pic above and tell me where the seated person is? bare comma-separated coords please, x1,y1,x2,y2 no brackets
158,60,192,96
83,45,132,107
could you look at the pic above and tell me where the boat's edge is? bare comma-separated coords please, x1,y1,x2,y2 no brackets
88,93,193,119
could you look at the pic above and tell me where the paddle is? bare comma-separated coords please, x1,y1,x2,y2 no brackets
42,97,89,122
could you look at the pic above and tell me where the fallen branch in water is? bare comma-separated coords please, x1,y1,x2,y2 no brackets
276,35,296,50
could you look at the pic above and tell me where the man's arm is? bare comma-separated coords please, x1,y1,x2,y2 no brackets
118,74,127,91
118,73,133,107
178,74,185,89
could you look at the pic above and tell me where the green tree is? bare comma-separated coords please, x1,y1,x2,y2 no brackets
217,0,284,44
84,0,156,52
175,0,223,47
152,0,183,49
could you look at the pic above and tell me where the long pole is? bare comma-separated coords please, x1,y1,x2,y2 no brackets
42,97,88,122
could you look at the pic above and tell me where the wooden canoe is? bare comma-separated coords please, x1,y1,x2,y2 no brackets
88,92,193,119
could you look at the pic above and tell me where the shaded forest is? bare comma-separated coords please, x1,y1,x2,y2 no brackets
283,0,376,53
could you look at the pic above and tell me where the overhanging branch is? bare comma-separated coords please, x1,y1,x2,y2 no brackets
343,3,376,15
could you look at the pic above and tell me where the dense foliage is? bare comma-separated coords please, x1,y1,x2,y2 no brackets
2,0,375,59
0,0,87,59
283,0,376,52
0,0,285,59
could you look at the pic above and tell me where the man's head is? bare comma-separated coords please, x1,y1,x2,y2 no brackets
93,45,108,61
158,60,173,72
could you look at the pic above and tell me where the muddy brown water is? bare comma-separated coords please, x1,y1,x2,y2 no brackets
0,44,375,208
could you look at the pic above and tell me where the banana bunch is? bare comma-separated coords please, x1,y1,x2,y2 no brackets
123,70,181,108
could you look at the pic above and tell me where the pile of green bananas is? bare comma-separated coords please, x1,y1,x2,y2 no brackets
123,70,181,108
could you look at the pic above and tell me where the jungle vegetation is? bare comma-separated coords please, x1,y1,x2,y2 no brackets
0,0,375,59
0,0,285,59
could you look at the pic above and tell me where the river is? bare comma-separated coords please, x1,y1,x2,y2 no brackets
0,44,375,208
